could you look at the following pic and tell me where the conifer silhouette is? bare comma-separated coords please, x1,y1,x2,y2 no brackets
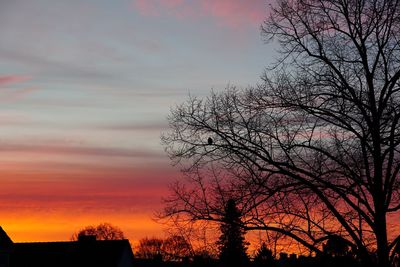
217,199,248,267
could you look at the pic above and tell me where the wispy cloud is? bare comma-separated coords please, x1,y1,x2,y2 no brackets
0,143,165,159
200,0,266,26
0,75,38,103
94,121,168,131
133,0,266,28
0,48,116,83
0,75,31,86
0,113,33,126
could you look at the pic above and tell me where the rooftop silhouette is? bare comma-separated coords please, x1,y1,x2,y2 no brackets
0,227,134,267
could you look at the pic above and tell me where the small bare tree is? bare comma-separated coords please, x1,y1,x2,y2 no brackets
136,237,164,260
162,0,400,266
162,235,193,261
71,223,125,241
135,235,192,262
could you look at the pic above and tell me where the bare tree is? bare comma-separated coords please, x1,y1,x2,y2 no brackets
135,235,192,262
161,0,400,266
136,237,164,260
71,223,125,241
162,235,193,261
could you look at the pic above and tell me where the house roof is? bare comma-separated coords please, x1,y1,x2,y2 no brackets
10,239,134,267
0,226,13,250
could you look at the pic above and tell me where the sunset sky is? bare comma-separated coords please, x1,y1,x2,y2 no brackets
0,0,273,243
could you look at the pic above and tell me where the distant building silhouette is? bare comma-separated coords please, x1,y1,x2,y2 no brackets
0,226,134,267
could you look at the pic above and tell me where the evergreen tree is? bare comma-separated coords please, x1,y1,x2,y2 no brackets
217,199,249,267
254,243,275,267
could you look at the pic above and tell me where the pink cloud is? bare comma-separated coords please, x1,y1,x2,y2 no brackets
0,75,37,103
200,0,266,26
132,0,266,27
137,0,184,14
0,75,31,86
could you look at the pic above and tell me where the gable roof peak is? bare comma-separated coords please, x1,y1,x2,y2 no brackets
0,226,14,251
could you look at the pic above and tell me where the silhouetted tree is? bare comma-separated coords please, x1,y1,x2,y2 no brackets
323,235,353,258
162,235,193,262
217,199,248,267
136,235,192,262
136,237,164,261
191,249,216,267
71,223,125,241
254,243,275,267
162,0,400,266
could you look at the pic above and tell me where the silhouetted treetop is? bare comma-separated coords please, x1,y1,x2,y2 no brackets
217,199,248,267
71,223,125,241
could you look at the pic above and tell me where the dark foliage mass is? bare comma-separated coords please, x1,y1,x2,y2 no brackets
217,199,249,267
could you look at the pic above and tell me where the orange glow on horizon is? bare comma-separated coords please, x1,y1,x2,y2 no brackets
0,157,178,246
1,209,165,244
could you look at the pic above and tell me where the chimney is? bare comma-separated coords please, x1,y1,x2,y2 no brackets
78,234,97,242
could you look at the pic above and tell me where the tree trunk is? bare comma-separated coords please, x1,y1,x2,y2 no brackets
375,206,389,267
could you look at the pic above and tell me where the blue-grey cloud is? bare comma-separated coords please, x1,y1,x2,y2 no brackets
0,142,166,159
